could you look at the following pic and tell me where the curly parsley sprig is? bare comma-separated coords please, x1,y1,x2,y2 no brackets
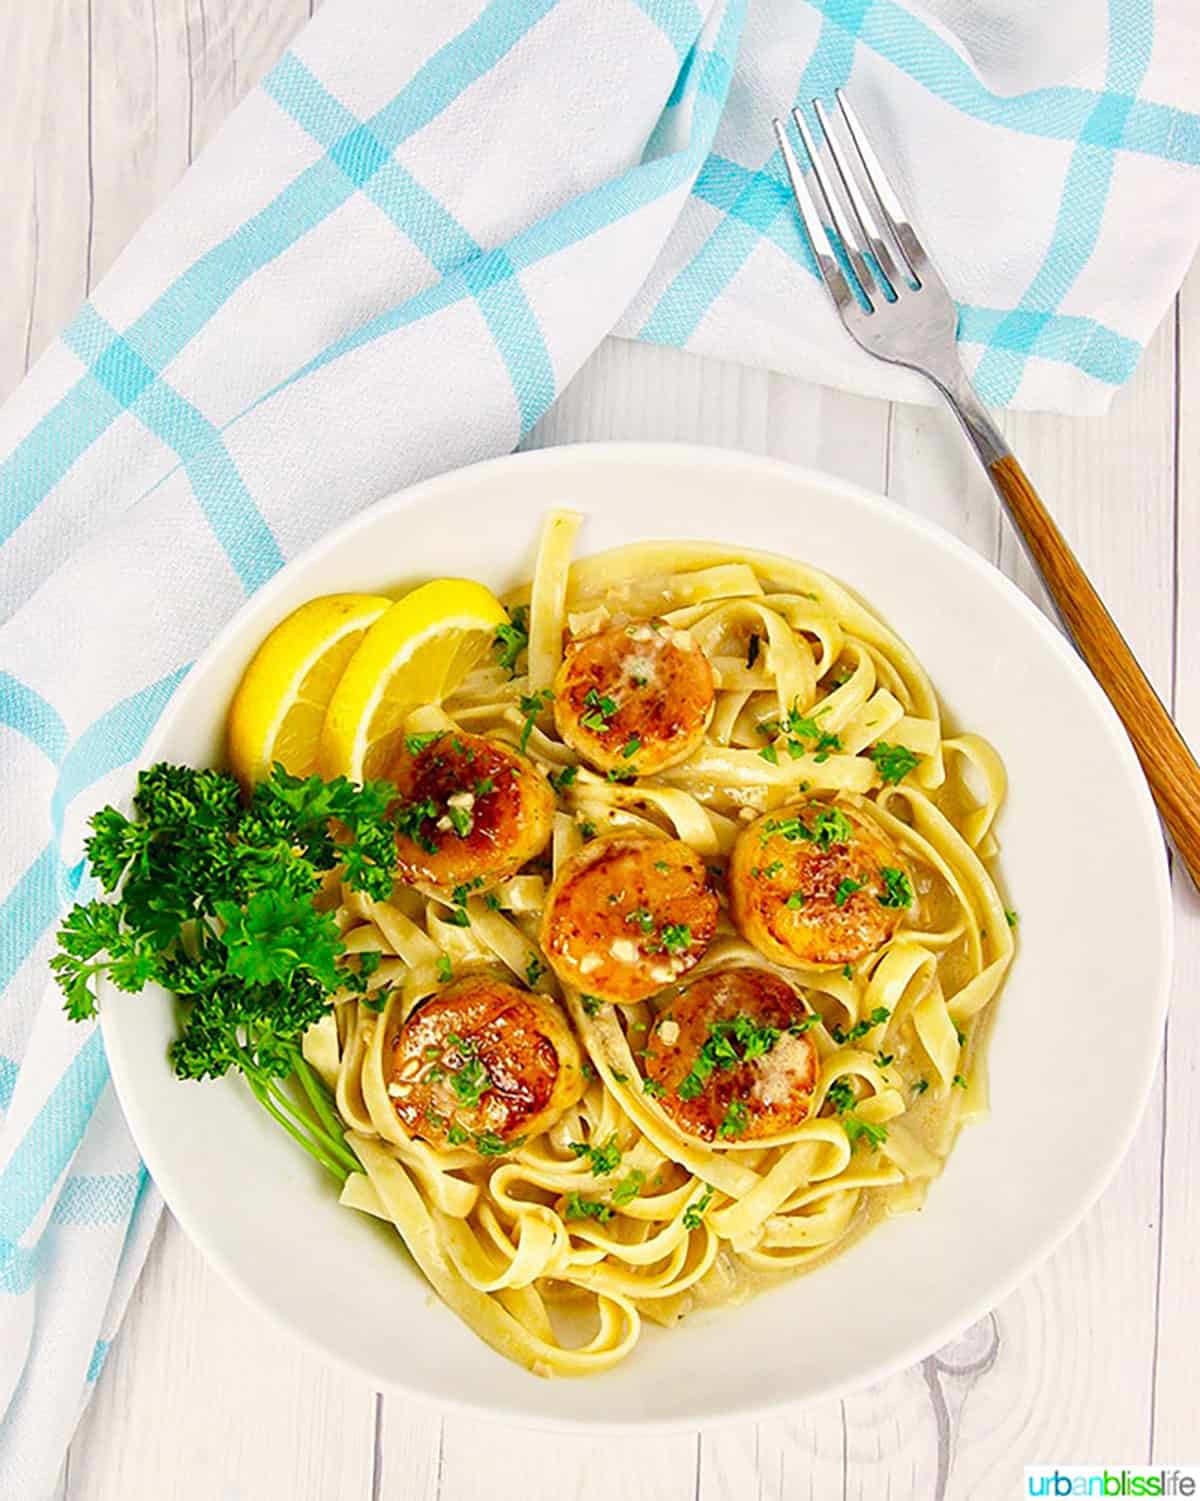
51,762,405,1183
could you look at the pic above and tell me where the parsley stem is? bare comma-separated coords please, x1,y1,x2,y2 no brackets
267,1083,352,1172
237,1052,357,1183
250,1076,350,1184
289,1048,347,1147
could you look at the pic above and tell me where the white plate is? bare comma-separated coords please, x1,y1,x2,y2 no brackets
101,442,1172,1430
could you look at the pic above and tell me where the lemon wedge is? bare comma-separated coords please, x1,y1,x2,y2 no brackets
227,593,392,786
318,578,508,781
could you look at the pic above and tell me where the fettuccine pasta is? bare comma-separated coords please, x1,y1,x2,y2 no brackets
315,513,1015,1376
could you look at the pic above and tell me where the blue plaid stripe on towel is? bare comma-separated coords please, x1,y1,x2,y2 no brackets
2,0,1198,1492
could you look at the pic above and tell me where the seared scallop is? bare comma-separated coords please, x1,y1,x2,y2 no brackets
553,620,715,777
385,730,555,897
540,836,719,1004
642,968,818,1143
729,800,912,968
387,974,583,1150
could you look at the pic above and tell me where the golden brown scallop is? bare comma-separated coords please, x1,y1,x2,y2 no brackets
540,836,719,1003
553,620,715,776
641,967,819,1143
387,974,583,1151
729,800,912,968
385,730,555,898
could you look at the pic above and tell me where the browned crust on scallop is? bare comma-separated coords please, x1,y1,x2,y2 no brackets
729,801,909,968
642,968,818,1142
540,836,719,1003
388,974,582,1147
385,731,555,896
553,621,715,776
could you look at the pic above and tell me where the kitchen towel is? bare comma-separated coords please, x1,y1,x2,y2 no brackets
2,0,1198,1493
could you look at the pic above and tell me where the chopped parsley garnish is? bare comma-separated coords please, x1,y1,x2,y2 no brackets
759,743,779,766
717,1098,749,1139
549,764,578,794
874,1051,894,1069
785,890,806,910
610,1169,645,1206
394,795,440,854
446,803,474,839
611,1070,629,1084
682,1185,715,1230
658,923,692,954
405,732,442,756
525,954,546,988
654,859,671,873
518,689,554,754
484,892,501,911
642,1076,665,1097
826,1078,855,1114
493,605,529,677
474,777,494,797
621,735,642,760
868,741,922,785
842,1115,888,1150
813,808,853,849
788,1013,824,1035
569,1134,622,1176
446,906,471,928
436,955,453,984
829,1005,890,1045
810,732,841,764
757,701,843,762
580,687,618,732
449,1049,492,1109
475,1131,522,1157
911,1077,929,1096
580,819,597,840
1005,908,1019,928
762,807,852,849
446,1123,469,1146
580,994,604,1017
625,906,655,933
834,878,862,908
953,1073,968,1090
564,1192,614,1224
676,1014,781,1099
841,964,854,980
878,867,913,908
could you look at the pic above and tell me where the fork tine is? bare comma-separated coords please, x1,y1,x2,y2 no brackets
812,97,902,295
771,117,856,314
833,90,926,283
788,108,876,306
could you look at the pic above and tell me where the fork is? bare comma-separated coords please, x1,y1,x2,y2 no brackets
773,91,1200,888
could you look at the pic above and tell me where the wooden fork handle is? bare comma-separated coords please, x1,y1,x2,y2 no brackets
988,450,1200,885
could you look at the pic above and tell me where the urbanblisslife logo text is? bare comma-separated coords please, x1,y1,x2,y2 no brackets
1025,1469,1199,1497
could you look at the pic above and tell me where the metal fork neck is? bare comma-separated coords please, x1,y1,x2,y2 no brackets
927,360,1011,469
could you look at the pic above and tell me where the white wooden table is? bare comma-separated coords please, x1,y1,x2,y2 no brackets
6,4,1199,1498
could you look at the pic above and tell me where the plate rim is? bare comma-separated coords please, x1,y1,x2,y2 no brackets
101,439,1174,1431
